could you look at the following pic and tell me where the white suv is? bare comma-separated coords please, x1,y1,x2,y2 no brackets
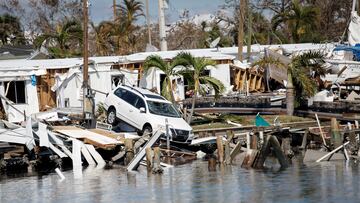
104,85,194,143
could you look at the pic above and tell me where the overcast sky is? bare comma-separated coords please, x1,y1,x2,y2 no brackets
90,0,225,24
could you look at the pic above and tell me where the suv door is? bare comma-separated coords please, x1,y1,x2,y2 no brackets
119,91,143,129
113,87,128,122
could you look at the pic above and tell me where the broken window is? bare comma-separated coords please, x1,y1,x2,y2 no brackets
4,81,26,104
111,74,124,89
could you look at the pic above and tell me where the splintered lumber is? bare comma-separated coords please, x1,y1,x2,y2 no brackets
241,149,258,168
48,131,73,159
269,136,289,168
127,130,162,171
229,139,243,163
216,136,224,163
331,118,342,149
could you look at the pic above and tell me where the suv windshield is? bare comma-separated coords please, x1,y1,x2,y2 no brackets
147,101,180,118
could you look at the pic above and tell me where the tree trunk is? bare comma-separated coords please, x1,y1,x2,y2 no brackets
167,77,175,103
286,71,294,116
187,93,197,124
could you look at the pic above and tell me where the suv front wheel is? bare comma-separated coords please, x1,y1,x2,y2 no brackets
107,108,118,126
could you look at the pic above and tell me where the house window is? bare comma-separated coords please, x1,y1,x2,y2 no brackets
4,81,26,104
111,74,124,89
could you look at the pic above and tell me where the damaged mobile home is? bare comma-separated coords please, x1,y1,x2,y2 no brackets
0,43,334,123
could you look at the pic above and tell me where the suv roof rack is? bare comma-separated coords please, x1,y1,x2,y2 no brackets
123,85,145,97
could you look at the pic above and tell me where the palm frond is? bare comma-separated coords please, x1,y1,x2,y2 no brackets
199,76,225,98
143,55,168,74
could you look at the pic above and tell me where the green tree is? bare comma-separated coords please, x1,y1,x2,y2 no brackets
287,51,326,115
34,20,83,58
178,52,225,123
91,21,114,56
271,0,319,43
114,0,144,54
143,54,189,102
0,13,25,45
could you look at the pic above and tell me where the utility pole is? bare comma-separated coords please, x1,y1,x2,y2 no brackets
146,0,152,45
113,0,117,21
246,0,252,60
238,0,245,62
158,0,167,51
83,0,95,128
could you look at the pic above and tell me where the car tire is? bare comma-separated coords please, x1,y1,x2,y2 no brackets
107,108,118,126
142,125,152,137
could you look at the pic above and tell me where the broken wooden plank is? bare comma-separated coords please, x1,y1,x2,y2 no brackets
127,130,162,171
85,144,106,166
81,144,96,165
49,142,67,158
37,122,50,147
315,141,350,162
72,139,82,169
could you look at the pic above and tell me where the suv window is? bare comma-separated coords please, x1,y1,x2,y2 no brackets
135,98,146,109
122,91,138,104
114,88,126,98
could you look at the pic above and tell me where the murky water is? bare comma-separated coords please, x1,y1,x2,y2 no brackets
1,160,360,203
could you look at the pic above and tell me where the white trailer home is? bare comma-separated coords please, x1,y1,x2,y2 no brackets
0,43,332,123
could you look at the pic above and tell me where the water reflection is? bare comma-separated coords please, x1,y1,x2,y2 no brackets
1,160,360,202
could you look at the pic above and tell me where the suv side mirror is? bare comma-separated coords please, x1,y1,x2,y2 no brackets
139,107,146,113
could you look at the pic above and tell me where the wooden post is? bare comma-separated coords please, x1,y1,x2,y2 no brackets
259,131,264,144
250,133,258,150
269,136,289,169
229,139,243,162
145,147,153,171
315,114,327,147
224,141,231,165
347,122,358,155
152,147,163,174
124,139,134,165
300,130,308,150
281,137,292,163
331,118,342,149
208,155,217,171
216,136,224,163
226,130,235,142
246,132,251,150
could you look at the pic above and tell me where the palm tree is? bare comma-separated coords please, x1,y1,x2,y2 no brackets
287,51,326,115
114,0,144,54
271,0,319,43
177,52,225,123
91,21,114,56
252,50,325,115
34,20,83,58
143,54,189,102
